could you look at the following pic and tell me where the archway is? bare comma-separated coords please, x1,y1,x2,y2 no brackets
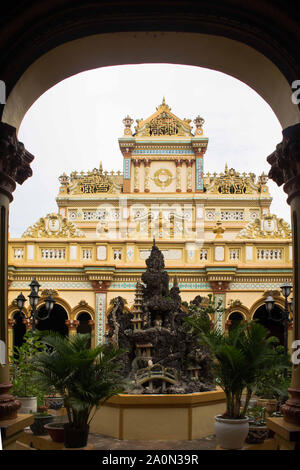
36,303,69,337
227,311,244,332
1,3,300,430
253,304,285,346
12,311,26,351
3,32,299,132
76,312,92,348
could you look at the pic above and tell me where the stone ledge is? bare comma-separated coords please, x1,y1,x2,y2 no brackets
267,417,300,442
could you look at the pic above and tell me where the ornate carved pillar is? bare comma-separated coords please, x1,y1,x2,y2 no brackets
65,319,79,336
210,281,230,332
186,160,193,192
133,159,141,192
175,159,182,192
267,123,300,425
7,318,15,358
22,318,32,331
92,280,111,345
0,122,33,388
144,159,151,192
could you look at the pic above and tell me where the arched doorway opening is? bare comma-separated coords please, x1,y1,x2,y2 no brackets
253,304,284,346
228,312,244,332
36,303,68,337
12,311,26,351
77,312,92,348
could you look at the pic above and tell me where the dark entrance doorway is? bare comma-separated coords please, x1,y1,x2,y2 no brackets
228,312,244,331
12,311,26,351
77,312,92,348
36,303,68,337
253,304,284,345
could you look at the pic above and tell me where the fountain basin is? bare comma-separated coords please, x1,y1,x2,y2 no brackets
90,388,226,440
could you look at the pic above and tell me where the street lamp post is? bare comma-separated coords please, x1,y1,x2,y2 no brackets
15,278,55,332
265,282,293,376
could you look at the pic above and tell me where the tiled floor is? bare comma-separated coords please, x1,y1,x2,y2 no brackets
87,433,217,450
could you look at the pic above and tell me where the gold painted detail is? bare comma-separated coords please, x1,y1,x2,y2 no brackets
153,168,174,189
22,213,85,238
40,289,59,297
237,214,291,239
59,162,122,195
213,221,225,239
134,98,194,137
204,164,268,195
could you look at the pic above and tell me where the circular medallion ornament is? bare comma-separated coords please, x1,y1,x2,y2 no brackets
153,168,173,189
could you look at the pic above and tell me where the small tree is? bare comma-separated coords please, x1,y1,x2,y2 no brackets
10,329,48,406
185,314,285,419
34,333,126,432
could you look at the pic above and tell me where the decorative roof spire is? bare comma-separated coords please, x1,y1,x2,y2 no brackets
122,115,134,136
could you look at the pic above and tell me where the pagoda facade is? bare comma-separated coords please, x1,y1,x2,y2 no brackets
7,100,293,351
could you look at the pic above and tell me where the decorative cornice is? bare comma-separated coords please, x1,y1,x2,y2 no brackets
0,122,34,201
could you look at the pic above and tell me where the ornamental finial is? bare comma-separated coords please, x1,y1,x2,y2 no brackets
122,115,134,136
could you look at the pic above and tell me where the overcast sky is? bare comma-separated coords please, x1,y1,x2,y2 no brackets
9,63,286,237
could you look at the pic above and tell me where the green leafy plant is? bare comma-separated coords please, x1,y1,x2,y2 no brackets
34,332,126,431
255,344,291,403
185,313,284,420
10,329,48,406
247,405,266,426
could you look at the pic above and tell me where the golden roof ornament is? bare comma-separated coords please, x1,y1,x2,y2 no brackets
213,221,225,239
133,99,194,137
204,165,266,195
59,164,122,195
193,115,205,136
22,213,85,238
123,115,134,136
237,213,291,239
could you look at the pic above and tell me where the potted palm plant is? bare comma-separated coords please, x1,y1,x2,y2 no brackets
34,332,126,448
185,313,282,449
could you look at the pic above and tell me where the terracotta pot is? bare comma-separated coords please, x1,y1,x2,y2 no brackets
44,422,66,442
214,415,249,449
266,399,278,416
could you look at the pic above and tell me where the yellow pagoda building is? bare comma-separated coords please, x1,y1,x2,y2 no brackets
7,99,293,351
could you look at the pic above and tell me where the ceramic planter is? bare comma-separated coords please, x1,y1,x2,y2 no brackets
17,396,37,414
214,415,249,449
45,396,64,410
44,422,66,442
246,424,269,444
30,414,54,435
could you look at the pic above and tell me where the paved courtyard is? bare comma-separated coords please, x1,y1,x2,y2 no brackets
87,433,217,450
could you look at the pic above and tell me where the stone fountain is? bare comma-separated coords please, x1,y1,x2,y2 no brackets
107,239,215,394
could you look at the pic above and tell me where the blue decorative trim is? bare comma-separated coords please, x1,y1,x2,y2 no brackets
196,157,203,191
132,149,194,155
123,158,131,179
